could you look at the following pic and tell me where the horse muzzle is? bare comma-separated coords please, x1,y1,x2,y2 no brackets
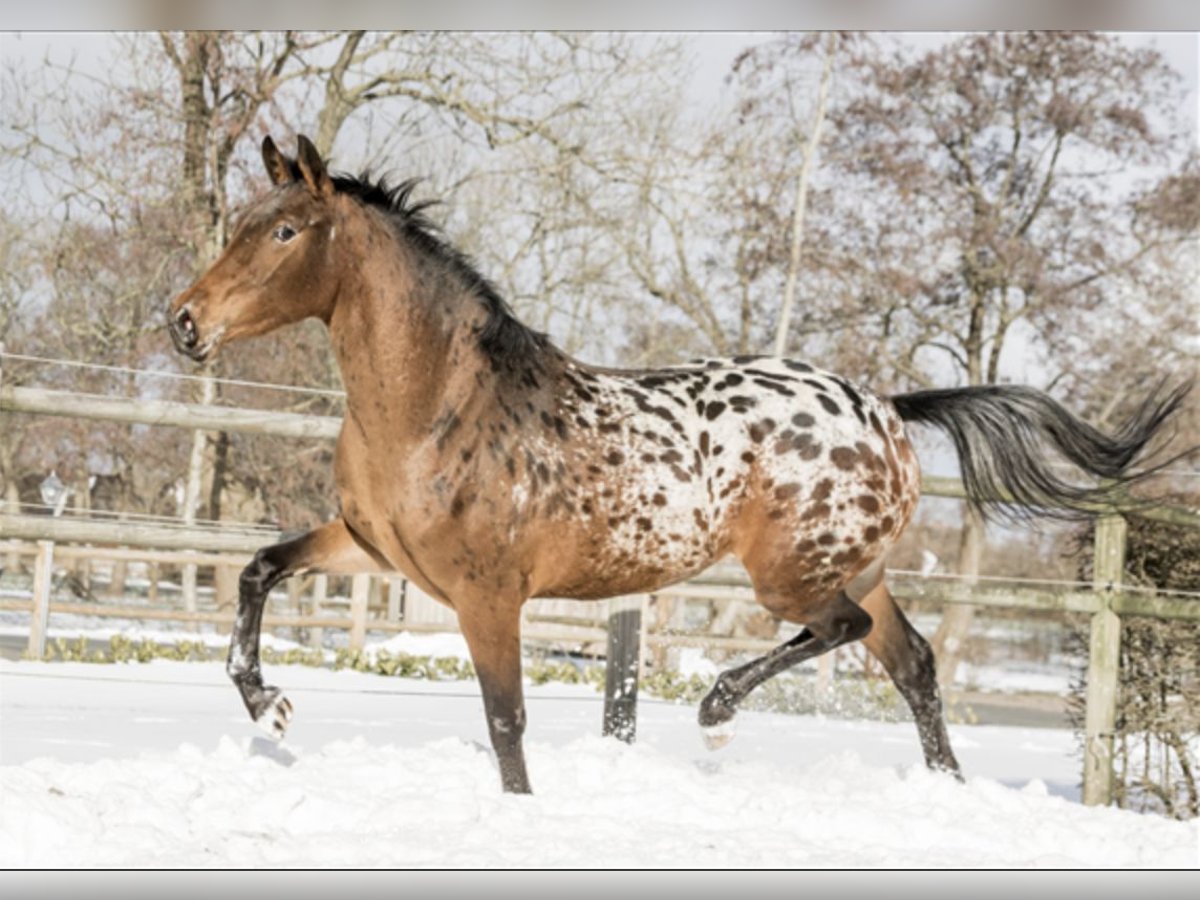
169,306,217,362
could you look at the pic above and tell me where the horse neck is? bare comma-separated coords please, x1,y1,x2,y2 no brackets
326,229,509,444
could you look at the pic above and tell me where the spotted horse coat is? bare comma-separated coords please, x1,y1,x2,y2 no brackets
510,355,919,612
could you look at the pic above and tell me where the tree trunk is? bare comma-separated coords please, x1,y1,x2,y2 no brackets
180,373,216,622
772,40,833,358
314,31,366,157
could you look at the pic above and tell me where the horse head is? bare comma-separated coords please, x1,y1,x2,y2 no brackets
168,135,341,362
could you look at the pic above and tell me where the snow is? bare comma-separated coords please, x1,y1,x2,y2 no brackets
957,661,1074,695
2,659,1196,868
359,631,471,662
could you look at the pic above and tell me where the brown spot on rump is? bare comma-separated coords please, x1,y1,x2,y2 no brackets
699,431,710,456
685,375,712,400
796,538,817,552
744,367,797,383
704,401,727,421
774,483,801,500
660,449,684,464
752,378,797,397
636,516,653,532
692,508,709,530
817,394,841,416
783,359,814,373
793,433,822,460
670,465,692,483
863,525,880,542
830,446,858,470
740,451,755,464
831,548,862,568
652,492,667,506
856,494,881,514
811,478,834,502
804,502,832,522
817,532,837,546
881,515,895,533
791,412,815,428
606,450,625,465
869,410,887,440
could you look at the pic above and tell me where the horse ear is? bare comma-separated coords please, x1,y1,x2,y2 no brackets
296,134,333,198
261,136,293,186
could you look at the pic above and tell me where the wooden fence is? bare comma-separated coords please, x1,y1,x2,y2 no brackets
3,376,1199,808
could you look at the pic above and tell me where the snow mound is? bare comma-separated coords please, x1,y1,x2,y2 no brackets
361,632,471,662
2,735,1195,868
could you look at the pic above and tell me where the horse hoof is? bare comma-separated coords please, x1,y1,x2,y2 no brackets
254,688,293,741
700,717,736,751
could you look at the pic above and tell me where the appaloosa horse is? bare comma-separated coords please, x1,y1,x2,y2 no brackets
168,135,1186,793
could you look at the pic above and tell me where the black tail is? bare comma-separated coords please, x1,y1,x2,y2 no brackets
891,381,1192,522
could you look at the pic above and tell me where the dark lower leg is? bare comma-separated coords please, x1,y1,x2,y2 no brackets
483,688,530,794
700,592,872,729
861,586,961,776
227,541,296,726
461,612,531,794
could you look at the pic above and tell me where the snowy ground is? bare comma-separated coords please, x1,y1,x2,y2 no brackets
2,655,1197,868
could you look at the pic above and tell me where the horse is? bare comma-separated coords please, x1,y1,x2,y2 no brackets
168,134,1187,794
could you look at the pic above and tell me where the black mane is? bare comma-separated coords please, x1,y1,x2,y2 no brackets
329,168,550,372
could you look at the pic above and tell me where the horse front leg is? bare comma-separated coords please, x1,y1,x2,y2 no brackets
230,517,385,738
458,603,531,794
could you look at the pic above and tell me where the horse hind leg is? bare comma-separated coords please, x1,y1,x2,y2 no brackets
698,589,872,749
859,582,962,777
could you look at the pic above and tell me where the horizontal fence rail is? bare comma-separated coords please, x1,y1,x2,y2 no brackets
1,385,341,440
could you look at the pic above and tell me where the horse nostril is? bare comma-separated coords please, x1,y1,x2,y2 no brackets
175,309,198,348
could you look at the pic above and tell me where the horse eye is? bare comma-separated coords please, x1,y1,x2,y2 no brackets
273,224,297,243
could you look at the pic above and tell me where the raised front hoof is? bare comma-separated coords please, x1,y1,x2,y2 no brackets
698,691,737,751
252,687,293,741
700,718,737,751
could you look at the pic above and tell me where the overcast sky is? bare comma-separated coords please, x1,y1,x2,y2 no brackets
4,31,1198,144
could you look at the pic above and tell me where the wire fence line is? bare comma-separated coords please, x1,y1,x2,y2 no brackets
0,351,347,400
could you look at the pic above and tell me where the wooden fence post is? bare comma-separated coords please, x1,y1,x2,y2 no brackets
349,573,370,651
387,577,404,622
1083,513,1126,807
308,573,328,648
602,594,644,743
27,540,54,659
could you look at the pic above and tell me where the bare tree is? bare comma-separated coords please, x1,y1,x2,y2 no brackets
815,33,1197,684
